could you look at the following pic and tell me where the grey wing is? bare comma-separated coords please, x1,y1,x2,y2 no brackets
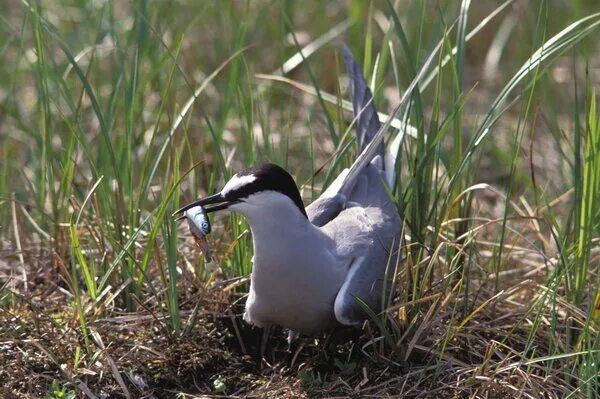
306,166,350,227
306,194,346,227
306,158,392,227
310,46,403,324
328,206,401,325
318,165,401,325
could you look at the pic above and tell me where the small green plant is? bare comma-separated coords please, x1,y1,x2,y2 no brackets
298,369,324,389
334,358,357,376
212,375,228,394
46,380,75,399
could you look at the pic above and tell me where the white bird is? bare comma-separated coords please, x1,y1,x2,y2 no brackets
176,46,417,336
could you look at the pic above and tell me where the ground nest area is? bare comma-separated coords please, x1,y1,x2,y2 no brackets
0,266,592,398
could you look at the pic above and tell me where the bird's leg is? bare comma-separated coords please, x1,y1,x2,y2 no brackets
259,325,272,365
286,330,304,369
347,325,363,360
287,330,299,352
289,340,306,370
320,328,337,361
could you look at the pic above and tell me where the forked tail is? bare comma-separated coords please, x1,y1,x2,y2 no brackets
338,43,438,197
341,44,384,158
341,45,401,189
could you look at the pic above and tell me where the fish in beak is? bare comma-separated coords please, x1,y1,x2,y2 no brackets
173,193,237,269
173,192,239,217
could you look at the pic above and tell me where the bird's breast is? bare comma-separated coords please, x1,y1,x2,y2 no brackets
244,225,348,334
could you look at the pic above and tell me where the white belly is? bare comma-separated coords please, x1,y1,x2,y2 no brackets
239,205,349,335
243,248,347,335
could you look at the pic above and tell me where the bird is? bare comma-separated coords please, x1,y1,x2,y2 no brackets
175,45,405,337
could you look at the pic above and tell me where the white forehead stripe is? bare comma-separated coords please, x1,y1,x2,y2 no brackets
221,174,257,195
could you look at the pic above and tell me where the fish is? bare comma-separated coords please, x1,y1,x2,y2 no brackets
178,205,215,269
184,205,211,236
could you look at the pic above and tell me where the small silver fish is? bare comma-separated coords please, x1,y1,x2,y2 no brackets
179,205,215,267
184,205,211,237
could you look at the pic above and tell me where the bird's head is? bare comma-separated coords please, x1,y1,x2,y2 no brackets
175,163,307,222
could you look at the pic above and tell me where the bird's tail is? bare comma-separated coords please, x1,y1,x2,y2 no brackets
341,45,401,187
340,44,384,158
338,42,436,198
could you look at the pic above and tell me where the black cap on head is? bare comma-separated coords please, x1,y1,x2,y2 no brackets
224,163,307,218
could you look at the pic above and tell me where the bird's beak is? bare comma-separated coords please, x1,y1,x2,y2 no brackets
172,192,238,219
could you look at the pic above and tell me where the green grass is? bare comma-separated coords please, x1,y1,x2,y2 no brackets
1,1,599,397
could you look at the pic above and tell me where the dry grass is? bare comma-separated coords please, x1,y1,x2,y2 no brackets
2,205,597,398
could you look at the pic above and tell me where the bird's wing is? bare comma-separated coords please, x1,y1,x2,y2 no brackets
320,202,401,325
306,166,350,226
306,194,346,227
311,46,403,324
314,165,399,325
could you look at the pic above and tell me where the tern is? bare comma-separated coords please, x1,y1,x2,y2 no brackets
175,45,421,337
